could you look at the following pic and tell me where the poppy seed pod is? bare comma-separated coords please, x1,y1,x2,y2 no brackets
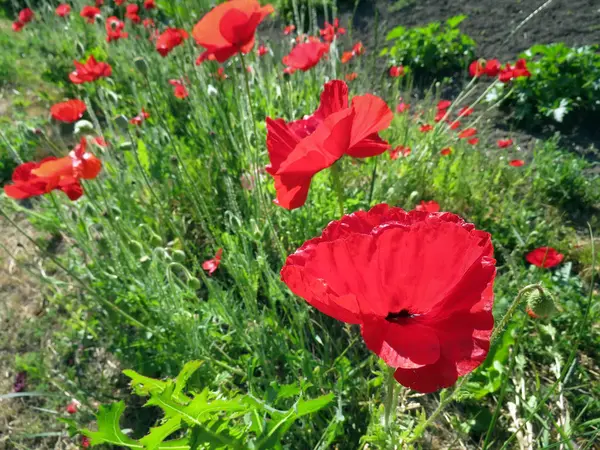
171,250,186,263
134,57,149,76
114,115,130,132
128,240,144,257
525,287,558,319
187,277,201,290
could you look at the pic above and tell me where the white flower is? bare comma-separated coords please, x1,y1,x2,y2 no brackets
74,120,94,135
207,84,218,96
551,99,569,123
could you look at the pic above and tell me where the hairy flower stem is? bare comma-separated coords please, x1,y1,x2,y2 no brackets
408,283,542,443
330,161,345,217
383,366,398,430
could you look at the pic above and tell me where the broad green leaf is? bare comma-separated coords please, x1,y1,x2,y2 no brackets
295,393,335,417
386,25,406,41
446,14,467,28
82,401,142,448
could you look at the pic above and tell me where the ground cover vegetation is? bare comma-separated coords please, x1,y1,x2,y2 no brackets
0,0,598,449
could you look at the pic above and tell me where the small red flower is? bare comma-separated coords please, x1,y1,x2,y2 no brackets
440,147,452,156
106,16,128,42
284,24,295,35
437,100,451,111
509,159,525,167
352,41,365,56
281,204,496,393
215,67,227,80
396,102,410,113
257,45,269,57
81,436,90,449
389,145,410,160
468,138,479,145
526,247,564,268
125,4,140,23
266,80,392,209
341,51,354,64
458,128,477,139
420,124,433,133
156,28,188,57
50,99,87,123
19,8,34,23
80,6,101,23
169,79,189,99
434,111,447,123
458,106,474,117
389,66,405,78
192,0,274,63
497,138,513,148
484,59,501,77
12,21,24,32
345,72,358,81
499,59,531,83
144,0,156,9
96,0,105,6
202,248,223,275
415,200,440,213
469,60,485,77
114,0,125,5
320,18,345,43
448,120,461,130
69,56,112,84
66,401,78,414
130,108,150,126
56,4,71,17
283,41,329,72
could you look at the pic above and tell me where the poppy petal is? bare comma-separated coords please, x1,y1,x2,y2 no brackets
349,94,393,148
394,355,458,393
315,80,349,118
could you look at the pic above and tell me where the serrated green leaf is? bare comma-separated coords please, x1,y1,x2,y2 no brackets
139,417,182,450
124,369,168,397
82,401,142,448
174,361,203,399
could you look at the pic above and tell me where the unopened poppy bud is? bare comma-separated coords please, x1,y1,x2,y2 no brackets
172,250,185,262
187,277,201,290
114,115,129,132
129,240,144,256
149,233,162,247
134,57,149,75
525,287,558,319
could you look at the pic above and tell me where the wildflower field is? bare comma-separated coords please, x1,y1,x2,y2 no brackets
0,0,599,448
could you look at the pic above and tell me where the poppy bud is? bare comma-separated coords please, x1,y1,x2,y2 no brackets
171,250,186,262
134,57,149,76
187,277,201,290
149,233,162,247
128,240,144,256
74,120,94,135
525,287,558,319
114,115,129,132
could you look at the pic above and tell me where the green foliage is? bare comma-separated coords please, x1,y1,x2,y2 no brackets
499,43,600,129
381,15,476,82
83,361,333,449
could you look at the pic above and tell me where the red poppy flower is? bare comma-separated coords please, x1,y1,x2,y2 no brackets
169,79,189,99
56,4,71,17
449,120,461,130
125,4,140,23
214,67,227,80
389,145,410,160
526,247,564,268
497,138,513,148
396,102,410,113
440,147,452,156
12,21,24,32
192,0,273,63
509,159,525,167
106,16,128,42
458,128,477,139
81,436,90,449
144,0,156,9
468,138,479,145
143,18,154,28
282,41,329,72
434,111,447,123
415,200,440,213
50,99,87,123
284,24,295,35
80,6,101,23
353,41,365,55
114,0,125,5
19,8,34,23
130,108,150,126
344,72,358,82
156,28,188,56
202,248,223,275
320,18,345,43
281,204,496,393
389,66,405,78
484,59,501,77
66,401,78,414
257,45,269,56
499,59,531,83
437,100,451,111
420,124,433,133
266,80,392,210
469,60,485,77
96,0,104,6
458,106,474,117
341,51,354,64
4,138,101,201
69,56,112,84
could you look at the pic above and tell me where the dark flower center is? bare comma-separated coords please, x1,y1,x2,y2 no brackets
385,309,413,323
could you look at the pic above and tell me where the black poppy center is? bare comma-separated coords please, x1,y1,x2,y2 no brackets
386,309,413,323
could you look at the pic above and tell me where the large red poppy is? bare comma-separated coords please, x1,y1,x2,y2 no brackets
266,80,392,210
281,204,496,393
282,41,329,72
80,6,101,23
525,247,564,268
69,56,112,84
156,28,189,56
50,99,87,123
192,0,274,63
4,138,101,201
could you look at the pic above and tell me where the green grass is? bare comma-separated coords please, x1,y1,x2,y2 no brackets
0,1,598,448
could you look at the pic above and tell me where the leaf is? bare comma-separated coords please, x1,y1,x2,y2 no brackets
174,361,203,400
137,139,150,171
446,15,467,28
123,369,167,397
386,26,406,41
82,401,142,448
295,393,334,417
139,417,182,450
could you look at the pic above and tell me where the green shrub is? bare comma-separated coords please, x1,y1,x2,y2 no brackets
381,15,476,82
498,43,600,129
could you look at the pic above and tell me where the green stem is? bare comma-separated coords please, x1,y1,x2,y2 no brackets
330,161,345,217
368,157,379,206
383,366,398,430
